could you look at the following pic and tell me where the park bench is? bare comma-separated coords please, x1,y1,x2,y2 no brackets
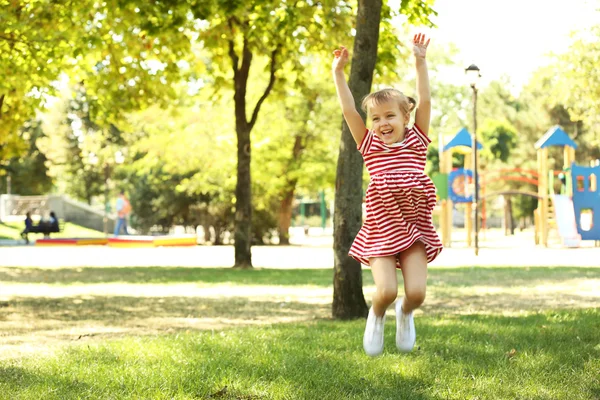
28,220,65,238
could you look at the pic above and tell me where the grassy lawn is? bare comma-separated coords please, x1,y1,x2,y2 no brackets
0,265,599,399
0,221,104,240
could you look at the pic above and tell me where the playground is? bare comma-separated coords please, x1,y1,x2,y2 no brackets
434,125,600,250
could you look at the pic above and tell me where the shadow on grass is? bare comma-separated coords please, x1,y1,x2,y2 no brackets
0,221,19,240
1,266,599,287
422,291,600,313
0,295,332,337
0,266,336,286
427,266,600,288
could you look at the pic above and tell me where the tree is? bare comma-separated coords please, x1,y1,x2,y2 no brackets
331,0,383,319
551,25,600,153
0,119,53,195
1,1,68,160
194,1,355,268
332,0,437,319
2,0,193,164
478,119,518,234
479,119,517,164
251,59,340,245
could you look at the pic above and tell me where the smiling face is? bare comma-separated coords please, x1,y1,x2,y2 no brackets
368,100,411,145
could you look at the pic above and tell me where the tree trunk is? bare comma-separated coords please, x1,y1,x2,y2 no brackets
214,226,224,245
503,196,508,235
229,32,254,269
234,122,253,267
203,223,211,243
503,195,515,236
228,24,278,268
507,196,515,235
278,134,305,245
332,0,382,320
278,190,294,245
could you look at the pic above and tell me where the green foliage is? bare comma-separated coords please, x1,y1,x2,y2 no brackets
121,87,237,235
194,0,355,80
62,88,107,204
0,1,72,158
1,0,192,162
124,163,206,234
0,119,53,195
3,0,442,240
550,25,600,147
521,26,600,164
479,119,517,163
253,58,340,196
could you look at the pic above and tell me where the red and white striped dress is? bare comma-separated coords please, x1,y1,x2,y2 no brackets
349,124,443,268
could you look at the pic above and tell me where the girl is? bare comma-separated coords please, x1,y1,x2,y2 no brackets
332,33,443,357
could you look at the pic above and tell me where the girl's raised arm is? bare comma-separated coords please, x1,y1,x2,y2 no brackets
332,46,367,146
413,33,431,136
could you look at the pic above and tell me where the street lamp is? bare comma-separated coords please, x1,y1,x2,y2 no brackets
465,64,480,256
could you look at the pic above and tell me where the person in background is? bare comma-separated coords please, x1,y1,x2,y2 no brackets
20,212,33,244
44,211,60,238
114,191,131,236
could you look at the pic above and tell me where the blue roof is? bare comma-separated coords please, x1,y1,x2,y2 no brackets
535,125,578,149
443,127,483,152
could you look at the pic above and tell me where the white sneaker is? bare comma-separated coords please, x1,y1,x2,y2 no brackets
363,307,385,357
395,299,416,352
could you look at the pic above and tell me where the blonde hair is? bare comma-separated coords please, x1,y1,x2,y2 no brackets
361,88,416,117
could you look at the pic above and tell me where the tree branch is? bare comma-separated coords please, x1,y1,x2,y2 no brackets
0,34,29,45
249,47,278,129
240,37,252,81
0,33,57,48
227,18,239,74
0,94,4,119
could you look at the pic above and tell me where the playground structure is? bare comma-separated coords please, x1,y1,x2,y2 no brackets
436,127,481,247
435,125,600,248
534,126,600,247
35,235,197,247
295,191,329,229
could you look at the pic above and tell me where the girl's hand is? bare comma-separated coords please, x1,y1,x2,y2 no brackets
412,33,430,59
332,46,349,72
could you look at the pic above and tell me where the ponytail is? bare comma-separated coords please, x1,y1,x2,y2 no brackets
407,96,417,113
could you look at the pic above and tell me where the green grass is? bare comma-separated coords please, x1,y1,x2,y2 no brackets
0,221,104,240
0,222,20,240
0,265,599,399
1,311,599,399
1,265,599,286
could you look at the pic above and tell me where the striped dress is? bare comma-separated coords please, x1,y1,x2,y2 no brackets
348,124,443,268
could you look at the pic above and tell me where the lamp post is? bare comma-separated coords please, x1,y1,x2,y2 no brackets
465,64,481,256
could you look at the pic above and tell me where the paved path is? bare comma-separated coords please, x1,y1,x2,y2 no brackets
0,242,598,268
